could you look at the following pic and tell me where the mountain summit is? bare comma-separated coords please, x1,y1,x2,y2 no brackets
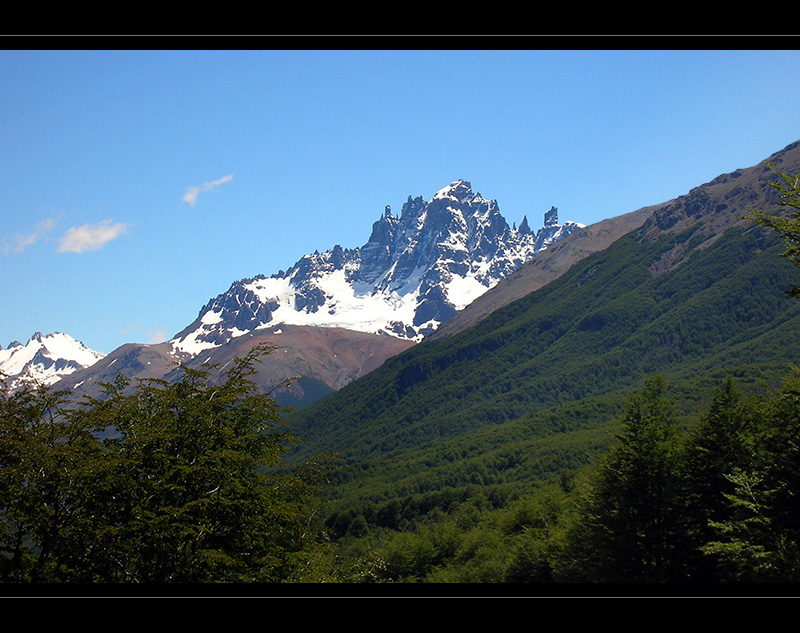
172,180,583,354
0,332,105,388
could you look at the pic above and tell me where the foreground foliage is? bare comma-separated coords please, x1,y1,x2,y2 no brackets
0,344,333,583
556,372,800,584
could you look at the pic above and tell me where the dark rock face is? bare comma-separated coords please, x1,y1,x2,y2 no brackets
173,180,583,352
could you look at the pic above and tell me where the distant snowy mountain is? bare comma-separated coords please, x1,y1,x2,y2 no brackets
172,180,584,355
0,332,105,388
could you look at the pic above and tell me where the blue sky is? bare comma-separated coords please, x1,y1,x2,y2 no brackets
3,47,800,354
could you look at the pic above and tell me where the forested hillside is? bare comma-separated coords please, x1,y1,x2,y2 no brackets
274,144,800,588
287,215,800,496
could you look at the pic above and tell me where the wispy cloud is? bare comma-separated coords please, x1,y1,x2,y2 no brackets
182,173,234,208
57,219,130,253
2,218,58,255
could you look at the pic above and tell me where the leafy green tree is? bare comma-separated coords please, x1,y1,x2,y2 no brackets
0,344,332,583
504,532,554,583
0,377,103,582
746,165,800,297
701,469,791,582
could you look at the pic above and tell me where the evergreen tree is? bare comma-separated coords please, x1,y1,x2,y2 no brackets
701,469,789,582
558,376,683,582
700,371,800,582
680,376,752,581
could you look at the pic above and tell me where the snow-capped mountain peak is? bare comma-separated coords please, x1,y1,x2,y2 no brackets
0,332,105,388
433,179,474,202
171,180,584,355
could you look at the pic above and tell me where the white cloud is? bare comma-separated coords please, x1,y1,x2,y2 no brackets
182,173,234,208
2,218,57,255
58,219,129,253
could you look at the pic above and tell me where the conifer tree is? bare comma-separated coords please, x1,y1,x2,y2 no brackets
680,376,751,581
559,376,683,583
700,372,800,582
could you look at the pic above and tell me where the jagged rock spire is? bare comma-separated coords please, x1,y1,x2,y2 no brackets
544,206,558,227
171,181,584,353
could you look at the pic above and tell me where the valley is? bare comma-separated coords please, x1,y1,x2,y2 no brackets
5,139,800,589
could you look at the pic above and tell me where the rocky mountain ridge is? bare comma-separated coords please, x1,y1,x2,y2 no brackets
284,140,800,476
10,136,800,408
172,180,583,354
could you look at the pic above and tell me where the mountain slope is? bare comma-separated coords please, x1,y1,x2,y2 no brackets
284,140,800,503
430,141,800,342
55,325,415,408
428,204,655,340
53,180,577,406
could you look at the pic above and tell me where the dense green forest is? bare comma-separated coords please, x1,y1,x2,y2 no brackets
320,371,800,586
3,164,800,591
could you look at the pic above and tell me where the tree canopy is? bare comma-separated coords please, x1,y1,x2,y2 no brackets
0,343,331,584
